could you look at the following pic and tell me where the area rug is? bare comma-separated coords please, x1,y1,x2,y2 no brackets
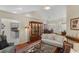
33,42,57,53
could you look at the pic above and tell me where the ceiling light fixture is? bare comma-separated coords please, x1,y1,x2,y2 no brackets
44,6,51,10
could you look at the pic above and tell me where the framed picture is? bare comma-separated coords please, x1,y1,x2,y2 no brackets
70,17,79,30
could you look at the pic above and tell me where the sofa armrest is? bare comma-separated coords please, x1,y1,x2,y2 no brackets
0,46,15,53
63,41,73,53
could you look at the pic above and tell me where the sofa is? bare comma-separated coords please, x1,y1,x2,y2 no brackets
0,45,15,53
41,34,67,48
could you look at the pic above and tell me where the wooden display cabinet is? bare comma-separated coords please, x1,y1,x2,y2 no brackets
29,21,43,42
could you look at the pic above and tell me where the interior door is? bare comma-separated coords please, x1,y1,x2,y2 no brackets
29,21,43,42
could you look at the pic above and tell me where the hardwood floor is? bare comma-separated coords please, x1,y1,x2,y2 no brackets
15,39,61,53
15,39,41,52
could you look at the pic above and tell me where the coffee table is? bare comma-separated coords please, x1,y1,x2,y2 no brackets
34,42,59,53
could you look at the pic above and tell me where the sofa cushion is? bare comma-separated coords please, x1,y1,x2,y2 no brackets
47,34,55,40
42,34,48,39
42,34,55,40
54,35,66,43
42,39,63,47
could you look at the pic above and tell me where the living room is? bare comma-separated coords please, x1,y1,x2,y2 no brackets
0,5,79,53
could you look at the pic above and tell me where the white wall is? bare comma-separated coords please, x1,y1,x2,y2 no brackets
0,10,42,44
67,6,79,38
47,17,67,34
38,6,67,33
1,18,20,45
66,6,79,52
0,10,31,44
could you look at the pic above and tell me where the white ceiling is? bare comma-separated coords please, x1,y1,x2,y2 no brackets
0,5,67,23
0,5,47,14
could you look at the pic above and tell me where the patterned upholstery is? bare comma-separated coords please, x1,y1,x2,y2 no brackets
41,34,67,48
